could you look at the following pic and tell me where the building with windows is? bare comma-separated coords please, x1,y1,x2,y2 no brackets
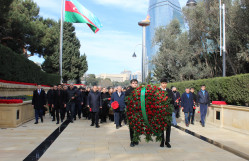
146,0,185,71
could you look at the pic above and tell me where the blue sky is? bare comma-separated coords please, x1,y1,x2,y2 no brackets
29,0,187,75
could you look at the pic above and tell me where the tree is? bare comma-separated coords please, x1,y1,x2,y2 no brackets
153,0,249,82
42,22,88,82
85,74,98,86
152,20,212,82
182,0,249,76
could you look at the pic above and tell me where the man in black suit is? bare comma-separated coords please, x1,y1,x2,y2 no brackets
87,86,102,128
52,84,66,124
125,79,139,147
197,85,210,127
32,84,46,124
160,78,174,148
47,86,54,117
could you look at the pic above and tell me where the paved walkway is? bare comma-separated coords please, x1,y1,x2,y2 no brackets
0,114,248,161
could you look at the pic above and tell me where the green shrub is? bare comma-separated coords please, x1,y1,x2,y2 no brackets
0,44,60,85
168,74,249,106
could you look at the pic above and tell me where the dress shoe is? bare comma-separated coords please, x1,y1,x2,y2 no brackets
56,121,59,124
96,125,100,128
90,124,94,126
165,142,171,148
130,142,135,147
160,142,164,147
34,122,38,124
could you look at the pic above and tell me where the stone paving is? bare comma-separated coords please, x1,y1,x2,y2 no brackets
0,114,248,161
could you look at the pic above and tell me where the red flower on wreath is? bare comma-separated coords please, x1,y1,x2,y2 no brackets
111,101,119,110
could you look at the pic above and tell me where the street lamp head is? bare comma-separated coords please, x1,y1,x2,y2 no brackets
132,52,137,58
186,0,197,6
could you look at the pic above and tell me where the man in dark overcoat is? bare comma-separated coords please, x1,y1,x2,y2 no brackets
197,85,210,127
111,86,125,129
52,84,66,124
32,84,46,124
87,86,102,128
46,86,54,117
160,78,174,148
125,79,139,147
181,88,194,127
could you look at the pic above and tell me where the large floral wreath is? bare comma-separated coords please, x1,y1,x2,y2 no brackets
126,84,173,142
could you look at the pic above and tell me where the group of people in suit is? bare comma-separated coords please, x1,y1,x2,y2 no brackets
32,83,90,124
171,84,210,128
32,78,210,149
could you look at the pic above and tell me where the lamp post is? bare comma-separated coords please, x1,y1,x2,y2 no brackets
186,0,197,6
138,18,150,83
186,0,226,77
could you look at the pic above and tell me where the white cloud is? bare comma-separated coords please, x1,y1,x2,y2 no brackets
93,0,149,14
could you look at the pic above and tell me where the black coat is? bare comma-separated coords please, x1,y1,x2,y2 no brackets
87,91,102,112
160,88,174,105
32,89,46,110
52,90,65,108
47,89,53,105
67,88,77,103
101,92,110,108
181,92,194,113
81,91,87,105
172,91,181,108
197,90,210,106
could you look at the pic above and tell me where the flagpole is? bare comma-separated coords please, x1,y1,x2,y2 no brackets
59,0,65,83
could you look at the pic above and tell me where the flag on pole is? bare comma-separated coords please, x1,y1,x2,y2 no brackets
65,0,103,33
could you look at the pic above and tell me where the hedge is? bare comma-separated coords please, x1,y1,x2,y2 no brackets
0,44,60,85
167,74,249,106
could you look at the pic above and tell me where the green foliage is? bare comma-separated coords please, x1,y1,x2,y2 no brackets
167,74,249,106
153,0,249,82
0,44,60,85
153,20,212,82
42,22,88,82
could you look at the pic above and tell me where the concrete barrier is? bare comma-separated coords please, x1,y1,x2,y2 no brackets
179,104,249,134
0,101,34,128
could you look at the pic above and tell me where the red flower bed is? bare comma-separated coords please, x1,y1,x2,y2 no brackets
0,79,50,87
212,101,227,105
0,99,23,104
126,84,173,142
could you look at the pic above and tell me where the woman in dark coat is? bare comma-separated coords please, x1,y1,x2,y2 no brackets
181,88,194,127
101,87,110,123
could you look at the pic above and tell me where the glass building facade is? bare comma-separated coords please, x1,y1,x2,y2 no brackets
146,0,185,71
